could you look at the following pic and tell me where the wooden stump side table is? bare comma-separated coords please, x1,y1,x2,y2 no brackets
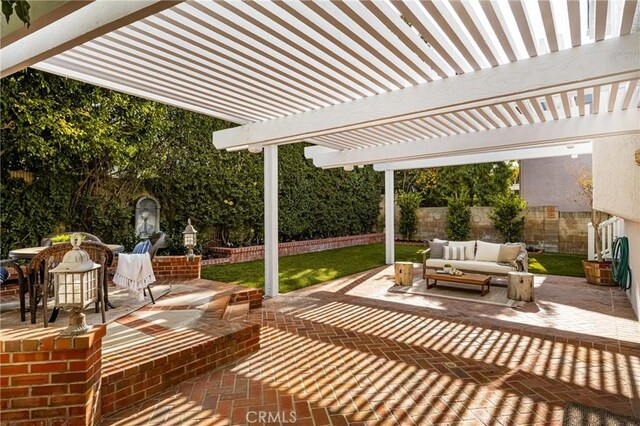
507,271,534,301
394,262,414,286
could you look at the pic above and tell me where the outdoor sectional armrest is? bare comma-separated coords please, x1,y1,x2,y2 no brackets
421,248,431,277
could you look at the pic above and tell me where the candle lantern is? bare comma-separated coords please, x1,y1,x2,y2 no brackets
183,219,198,260
50,234,100,335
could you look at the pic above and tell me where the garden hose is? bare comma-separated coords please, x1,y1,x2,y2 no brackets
612,237,631,291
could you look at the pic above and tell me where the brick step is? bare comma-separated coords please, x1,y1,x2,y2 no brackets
199,295,231,321
101,318,260,416
223,301,250,321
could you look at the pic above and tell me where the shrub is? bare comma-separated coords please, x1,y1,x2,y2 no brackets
397,191,422,240
489,193,527,242
446,196,471,240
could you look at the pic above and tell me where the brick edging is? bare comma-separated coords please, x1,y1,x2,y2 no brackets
206,233,384,264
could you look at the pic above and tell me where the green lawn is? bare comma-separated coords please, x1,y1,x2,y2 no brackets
527,252,586,277
201,243,586,293
201,243,425,293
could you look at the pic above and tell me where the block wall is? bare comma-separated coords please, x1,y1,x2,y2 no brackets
391,206,590,254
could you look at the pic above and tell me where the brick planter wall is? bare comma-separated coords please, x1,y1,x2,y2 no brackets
0,325,106,425
151,255,201,279
111,255,202,280
204,233,384,265
101,321,260,416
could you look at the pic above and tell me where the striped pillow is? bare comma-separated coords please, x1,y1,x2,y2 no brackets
443,246,465,261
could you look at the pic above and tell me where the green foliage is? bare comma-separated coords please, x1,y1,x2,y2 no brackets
1,70,382,257
397,191,422,240
2,0,30,25
49,234,85,243
489,193,527,243
397,162,517,207
445,195,471,241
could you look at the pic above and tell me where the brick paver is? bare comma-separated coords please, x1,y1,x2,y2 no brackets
104,267,640,425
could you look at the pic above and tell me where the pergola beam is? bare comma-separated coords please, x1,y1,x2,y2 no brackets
212,33,640,149
373,142,593,171
306,109,640,168
1,1,181,78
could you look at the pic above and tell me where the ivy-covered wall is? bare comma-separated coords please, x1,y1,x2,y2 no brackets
1,70,382,257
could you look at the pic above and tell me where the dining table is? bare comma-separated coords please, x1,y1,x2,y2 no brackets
8,243,125,321
8,244,125,260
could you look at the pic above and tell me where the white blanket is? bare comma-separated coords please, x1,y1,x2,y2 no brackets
113,253,156,301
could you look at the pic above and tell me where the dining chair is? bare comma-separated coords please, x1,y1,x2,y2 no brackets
0,259,28,322
27,241,110,327
40,232,102,247
123,232,166,303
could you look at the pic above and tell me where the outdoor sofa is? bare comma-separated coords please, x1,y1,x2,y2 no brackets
422,239,528,277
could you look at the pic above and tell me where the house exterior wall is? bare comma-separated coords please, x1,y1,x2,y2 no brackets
520,155,592,212
592,133,640,319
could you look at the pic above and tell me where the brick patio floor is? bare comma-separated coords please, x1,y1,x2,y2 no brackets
104,266,640,425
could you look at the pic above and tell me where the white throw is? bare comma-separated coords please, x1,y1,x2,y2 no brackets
113,253,156,301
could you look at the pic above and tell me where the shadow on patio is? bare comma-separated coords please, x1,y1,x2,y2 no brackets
104,271,640,425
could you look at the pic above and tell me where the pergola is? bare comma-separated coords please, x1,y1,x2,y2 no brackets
2,0,639,297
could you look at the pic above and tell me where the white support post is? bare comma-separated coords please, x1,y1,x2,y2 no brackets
385,170,395,265
264,145,279,297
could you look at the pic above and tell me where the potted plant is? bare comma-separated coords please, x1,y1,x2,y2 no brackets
576,171,615,285
443,263,452,274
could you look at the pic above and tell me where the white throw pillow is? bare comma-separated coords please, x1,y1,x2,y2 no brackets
449,240,476,260
475,240,501,262
443,246,465,261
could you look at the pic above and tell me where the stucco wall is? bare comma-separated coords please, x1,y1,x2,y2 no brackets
592,134,640,222
592,133,640,319
520,155,592,212
625,221,640,318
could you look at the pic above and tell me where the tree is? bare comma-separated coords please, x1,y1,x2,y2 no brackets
396,162,517,207
397,191,422,240
574,168,607,261
2,0,30,26
445,194,471,241
489,193,527,243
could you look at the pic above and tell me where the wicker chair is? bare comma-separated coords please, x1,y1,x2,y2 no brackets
40,232,102,247
0,259,28,322
27,241,111,327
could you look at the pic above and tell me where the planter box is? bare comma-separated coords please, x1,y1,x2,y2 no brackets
111,255,202,279
204,233,384,265
582,260,615,286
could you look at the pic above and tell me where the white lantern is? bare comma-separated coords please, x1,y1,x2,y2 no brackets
183,219,198,260
50,234,100,335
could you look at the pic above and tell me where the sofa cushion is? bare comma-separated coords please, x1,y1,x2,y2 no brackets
475,241,501,262
429,240,449,259
443,246,465,261
498,244,521,264
449,240,476,260
425,258,516,275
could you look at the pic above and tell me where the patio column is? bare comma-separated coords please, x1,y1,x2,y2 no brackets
264,145,279,297
385,170,395,264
